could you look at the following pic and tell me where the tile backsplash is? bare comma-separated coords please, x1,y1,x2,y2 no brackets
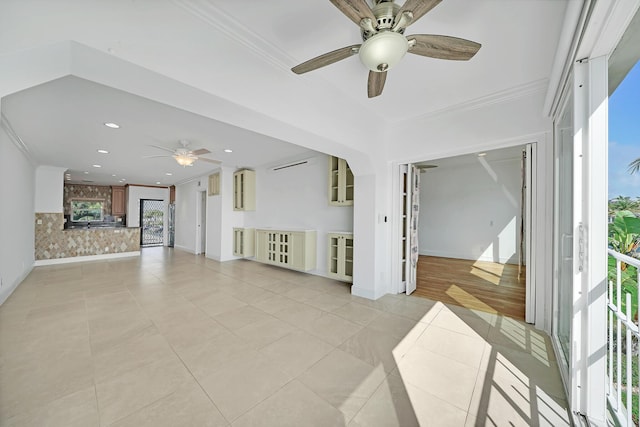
63,184,112,216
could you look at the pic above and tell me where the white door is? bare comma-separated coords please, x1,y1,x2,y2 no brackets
551,57,608,421
406,165,420,295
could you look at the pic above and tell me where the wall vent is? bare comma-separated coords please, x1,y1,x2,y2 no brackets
269,157,316,172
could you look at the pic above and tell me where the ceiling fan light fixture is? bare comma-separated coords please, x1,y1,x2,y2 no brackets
359,31,408,72
174,154,195,167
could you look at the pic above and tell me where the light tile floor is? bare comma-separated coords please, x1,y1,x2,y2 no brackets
0,248,571,426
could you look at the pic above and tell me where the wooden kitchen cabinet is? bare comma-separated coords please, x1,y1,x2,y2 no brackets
111,186,126,216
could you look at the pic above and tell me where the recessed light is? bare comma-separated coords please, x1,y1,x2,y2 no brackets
84,171,89,174
92,164,102,168
224,149,233,153
97,149,109,154
156,181,161,185
104,122,120,129
477,152,487,157
165,172,172,176
112,174,116,177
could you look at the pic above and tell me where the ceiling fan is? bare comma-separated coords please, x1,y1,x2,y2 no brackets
145,140,221,167
291,0,481,98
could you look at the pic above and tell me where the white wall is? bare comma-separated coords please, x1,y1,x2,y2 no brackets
0,122,36,304
34,166,66,212
418,156,523,264
244,154,353,276
176,154,354,274
126,185,170,244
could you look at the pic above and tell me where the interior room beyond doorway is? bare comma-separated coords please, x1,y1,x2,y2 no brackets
411,145,528,320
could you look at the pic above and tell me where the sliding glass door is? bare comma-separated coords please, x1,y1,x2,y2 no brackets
553,89,574,385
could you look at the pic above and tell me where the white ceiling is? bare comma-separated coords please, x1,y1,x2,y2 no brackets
2,76,314,186
416,144,524,170
0,0,569,186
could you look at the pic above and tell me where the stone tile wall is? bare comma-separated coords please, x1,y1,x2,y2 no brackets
63,184,112,216
35,213,140,260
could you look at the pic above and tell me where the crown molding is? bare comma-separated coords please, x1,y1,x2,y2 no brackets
171,0,295,73
1,112,36,165
397,78,549,124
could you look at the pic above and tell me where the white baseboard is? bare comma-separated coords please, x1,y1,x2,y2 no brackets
34,251,140,266
174,244,197,254
351,285,381,300
0,265,33,306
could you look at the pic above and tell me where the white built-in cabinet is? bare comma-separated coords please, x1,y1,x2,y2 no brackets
255,229,316,271
233,227,254,257
327,232,353,282
233,169,256,211
328,156,354,206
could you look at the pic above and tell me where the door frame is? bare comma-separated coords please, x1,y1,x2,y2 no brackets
195,189,207,255
396,144,540,323
139,198,165,247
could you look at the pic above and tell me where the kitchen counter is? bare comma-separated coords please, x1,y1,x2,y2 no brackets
35,213,141,260
64,221,129,230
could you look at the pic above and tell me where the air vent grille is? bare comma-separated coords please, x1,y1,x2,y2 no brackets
273,161,308,171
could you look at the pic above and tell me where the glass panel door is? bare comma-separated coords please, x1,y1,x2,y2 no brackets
553,91,574,379
140,199,164,246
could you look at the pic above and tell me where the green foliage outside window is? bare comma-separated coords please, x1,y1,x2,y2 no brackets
71,200,103,222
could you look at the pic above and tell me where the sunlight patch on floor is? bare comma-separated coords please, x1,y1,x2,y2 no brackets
446,283,499,314
389,304,569,426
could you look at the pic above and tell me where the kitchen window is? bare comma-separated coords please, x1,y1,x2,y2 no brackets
71,199,104,222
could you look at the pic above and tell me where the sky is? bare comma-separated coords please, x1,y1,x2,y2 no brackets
609,61,640,199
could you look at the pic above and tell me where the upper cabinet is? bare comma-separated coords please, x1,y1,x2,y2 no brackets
208,173,220,196
233,169,256,211
111,186,126,216
328,156,354,206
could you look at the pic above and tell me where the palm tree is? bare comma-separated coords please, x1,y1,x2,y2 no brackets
629,157,640,174
609,196,640,214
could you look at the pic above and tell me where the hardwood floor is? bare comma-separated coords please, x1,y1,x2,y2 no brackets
413,255,526,320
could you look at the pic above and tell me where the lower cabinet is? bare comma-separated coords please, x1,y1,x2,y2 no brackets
233,228,254,257
255,229,316,271
327,232,353,282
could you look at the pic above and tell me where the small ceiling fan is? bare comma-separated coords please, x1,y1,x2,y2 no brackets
291,0,481,98
145,140,221,167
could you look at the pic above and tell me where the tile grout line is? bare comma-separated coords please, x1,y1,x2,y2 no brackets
82,282,104,427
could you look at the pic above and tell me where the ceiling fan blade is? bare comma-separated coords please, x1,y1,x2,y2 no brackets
143,155,171,159
197,157,222,164
407,34,481,60
367,70,387,98
329,0,377,26
396,0,442,26
192,148,211,156
292,45,360,74
148,144,176,154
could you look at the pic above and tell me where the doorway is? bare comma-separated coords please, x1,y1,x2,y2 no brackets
196,190,207,255
401,145,530,321
140,199,164,247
